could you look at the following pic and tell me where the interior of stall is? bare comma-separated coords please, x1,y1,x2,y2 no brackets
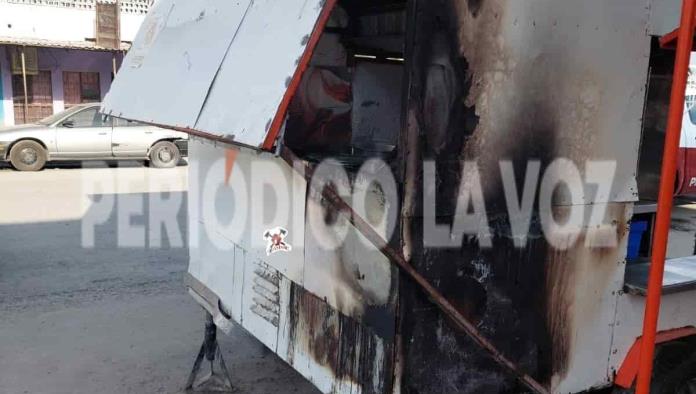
627,37,696,294
282,0,408,171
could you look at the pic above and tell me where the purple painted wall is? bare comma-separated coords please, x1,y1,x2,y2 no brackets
0,45,119,125
0,46,12,126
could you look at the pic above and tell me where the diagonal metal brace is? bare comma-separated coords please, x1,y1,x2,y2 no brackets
280,147,549,394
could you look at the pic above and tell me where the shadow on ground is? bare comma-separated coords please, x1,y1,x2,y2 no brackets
0,189,318,394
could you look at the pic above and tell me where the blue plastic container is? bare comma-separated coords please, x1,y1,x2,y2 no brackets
626,220,648,260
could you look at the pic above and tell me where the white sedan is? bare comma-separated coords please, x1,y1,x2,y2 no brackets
0,103,188,171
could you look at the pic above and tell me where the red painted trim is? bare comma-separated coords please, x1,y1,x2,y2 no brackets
660,28,681,49
224,148,239,186
260,0,338,151
660,16,696,50
615,327,696,389
636,1,696,392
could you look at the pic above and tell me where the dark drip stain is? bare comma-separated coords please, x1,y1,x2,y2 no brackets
286,284,394,394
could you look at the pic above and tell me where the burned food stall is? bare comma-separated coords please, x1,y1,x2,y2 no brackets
103,0,696,393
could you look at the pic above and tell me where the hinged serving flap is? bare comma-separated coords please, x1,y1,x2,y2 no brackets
103,0,331,149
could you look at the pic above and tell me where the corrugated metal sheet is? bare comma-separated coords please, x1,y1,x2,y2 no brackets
102,0,328,149
0,36,130,51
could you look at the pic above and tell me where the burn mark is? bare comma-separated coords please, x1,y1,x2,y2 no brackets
287,284,393,394
544,247,574,379
467,0,484,17
399,0,564,392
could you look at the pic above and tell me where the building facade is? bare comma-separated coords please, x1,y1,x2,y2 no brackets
0,0,151,126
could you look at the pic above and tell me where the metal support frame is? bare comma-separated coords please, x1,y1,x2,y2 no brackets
636,0,696,392
185,312,234,393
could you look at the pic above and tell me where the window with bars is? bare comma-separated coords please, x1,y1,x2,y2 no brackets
12,70,53,124
63,71,101,108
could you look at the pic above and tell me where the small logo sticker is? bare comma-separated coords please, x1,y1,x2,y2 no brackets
264,227,292,256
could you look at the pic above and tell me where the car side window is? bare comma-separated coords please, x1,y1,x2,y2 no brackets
63,108,112,128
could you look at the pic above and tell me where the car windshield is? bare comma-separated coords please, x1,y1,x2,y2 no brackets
37,106,92,125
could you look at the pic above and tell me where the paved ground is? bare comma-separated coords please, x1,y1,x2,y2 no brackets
668,203,696,259
0,162,318,394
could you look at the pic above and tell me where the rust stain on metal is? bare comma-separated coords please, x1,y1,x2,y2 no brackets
543,203,630,381
544,247,575,379
286,283,391,394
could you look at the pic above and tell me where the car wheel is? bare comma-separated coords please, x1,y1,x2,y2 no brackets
149,141,180,169
9,140,47,171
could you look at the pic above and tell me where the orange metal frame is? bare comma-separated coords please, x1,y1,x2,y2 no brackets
635,0,696,393
261,0,339,151
616,327,696,389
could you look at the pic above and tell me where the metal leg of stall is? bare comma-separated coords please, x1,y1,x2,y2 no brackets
185,312,235,393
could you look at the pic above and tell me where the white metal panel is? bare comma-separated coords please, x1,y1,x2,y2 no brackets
546,202,631,393
303,170,396,324
187,137,306,286
649,0,681,36
351,62,403,150
103,0,327,149
194,0,326,147
195,222,238,314
466,2,650,389
187,138,392,393
463,0,651,205
103,0,252,128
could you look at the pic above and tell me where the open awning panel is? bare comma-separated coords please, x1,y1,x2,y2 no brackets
102,0,329,149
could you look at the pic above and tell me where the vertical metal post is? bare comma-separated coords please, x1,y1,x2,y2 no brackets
185,311,234,392
636,0,696,392
112,53,118,77
203,313,217,363
20,46,28,124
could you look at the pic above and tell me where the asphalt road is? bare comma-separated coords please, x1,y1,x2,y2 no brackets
0,162,319,394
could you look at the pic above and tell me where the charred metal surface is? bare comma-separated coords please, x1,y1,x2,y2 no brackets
282,147,548,394
400,0,570,392
287,283,394,394
281,0,643,391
